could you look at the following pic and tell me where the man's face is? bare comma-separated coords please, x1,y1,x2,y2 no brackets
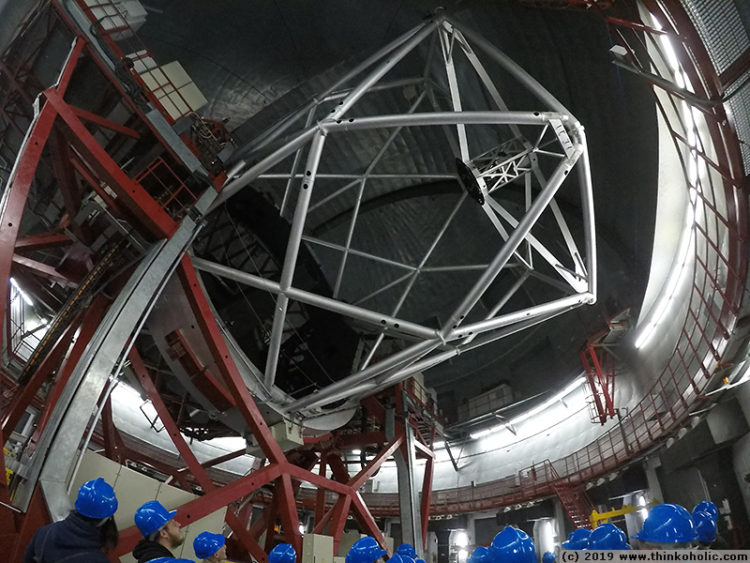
162,519,185,548
211,544,227,561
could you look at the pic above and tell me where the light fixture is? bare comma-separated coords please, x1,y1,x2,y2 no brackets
351,449,361,455
469,377,585,440
10,277,33,306
454,531,468,547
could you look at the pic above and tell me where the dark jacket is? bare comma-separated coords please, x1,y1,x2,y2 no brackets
132,538,173,562
23,512,109,562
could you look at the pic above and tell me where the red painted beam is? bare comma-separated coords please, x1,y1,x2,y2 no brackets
12,254,79,286
101,397,123,463
420,457,433,550
166,329,235,410
47,127,82,221
129,347,269,561
70,104,141,139
349,436,403,490
315,454,327,525
115,461,284,557
334,431,385,448
27,297,109,453
14,232,73,252
1,316,80,435
44,89,176,238
275,473,301,554
178,257,287,464
329,495,352,551
350,492,388,551
0,100,59,356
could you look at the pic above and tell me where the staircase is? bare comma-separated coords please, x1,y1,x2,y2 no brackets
545,461,594,528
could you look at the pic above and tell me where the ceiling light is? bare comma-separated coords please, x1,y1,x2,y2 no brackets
351,449,361,455
469,377,585,441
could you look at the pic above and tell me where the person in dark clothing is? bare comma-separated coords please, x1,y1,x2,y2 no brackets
132,500,185,563
23,477,119,562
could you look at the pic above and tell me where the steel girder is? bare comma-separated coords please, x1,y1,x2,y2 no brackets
197,13,596,418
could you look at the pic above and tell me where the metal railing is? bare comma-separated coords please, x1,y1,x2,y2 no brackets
74,0,198,124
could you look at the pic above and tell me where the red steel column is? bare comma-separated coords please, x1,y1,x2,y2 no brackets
128,348,270,562
177,256,287,464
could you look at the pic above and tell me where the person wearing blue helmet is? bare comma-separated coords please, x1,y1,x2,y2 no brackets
133,500,185,562
693,511,717,549
23,477,119,562
588,523,630,550
396,544,418,559
389,554,414,563
194,531,228,561
489,526,535,563
468,545,491,563
542,551,556,563
634,503,697,549
269,543,297,563
692,502,728,549
693,501,718,522
561,528,591,550
346,536,387,563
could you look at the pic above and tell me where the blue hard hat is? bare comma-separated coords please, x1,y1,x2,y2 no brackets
588,523,630,550
134,500,177,537
396,544,418,559
542,551,555,563
74,478,118,519
489,526,535,563
269,543,297,563
634,504,697,544
562,528,591,550
693,501,718,522
693,510,717,544
346,537,387,563
389,554,413,563
416,559,427,563
194,531,226,559
468,546,491,563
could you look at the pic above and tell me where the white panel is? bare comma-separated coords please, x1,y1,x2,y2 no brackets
112,464,161,530
68,449,121,508
178,81,209,111
337,531,367,557
139,60,208,120
67,452,226,562
173,506,227,559
302,533,334,563
161,61,192,89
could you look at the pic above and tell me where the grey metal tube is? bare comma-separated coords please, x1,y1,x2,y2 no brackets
440,152,581,336
284,339,442,413
191,257,439,340
264,132,327,387
22,212,202,517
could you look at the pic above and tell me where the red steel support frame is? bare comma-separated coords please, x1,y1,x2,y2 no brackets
580,342,616,424
104,255,392,556
124,348,269,563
